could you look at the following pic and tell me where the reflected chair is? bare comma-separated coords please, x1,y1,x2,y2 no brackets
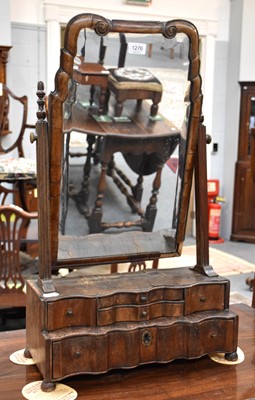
107,33,163,119
0,205,37,330
61,36,108,234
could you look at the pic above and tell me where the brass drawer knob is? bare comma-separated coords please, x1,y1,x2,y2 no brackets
140,295,147,303
75,350,81,358
141,310,148,318
66,309,73,316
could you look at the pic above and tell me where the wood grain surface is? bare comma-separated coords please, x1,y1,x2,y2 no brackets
1,303,255,399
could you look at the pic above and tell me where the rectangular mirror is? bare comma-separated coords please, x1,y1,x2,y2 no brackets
38,15,202,270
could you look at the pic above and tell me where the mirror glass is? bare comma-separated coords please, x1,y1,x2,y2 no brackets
58,27,191,264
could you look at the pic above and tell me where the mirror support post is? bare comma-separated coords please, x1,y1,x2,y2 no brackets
32,81,56,293
192,121,217,277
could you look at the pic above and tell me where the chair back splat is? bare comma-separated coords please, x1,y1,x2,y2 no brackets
0,84,37,213
0,205,37,307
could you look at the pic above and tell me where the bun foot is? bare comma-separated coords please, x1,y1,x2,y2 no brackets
225,351,238,362
41,381,56,392
23,347,32,359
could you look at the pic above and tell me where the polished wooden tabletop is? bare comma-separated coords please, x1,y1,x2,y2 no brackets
73,61,109,77
1,303,255,399
63,100,179,140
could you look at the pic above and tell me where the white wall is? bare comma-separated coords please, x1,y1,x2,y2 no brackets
10,0,44,25
0,0,11,45
221,0,243,239
209,41,228,181
7,23,46,159
239,0,255,81
10,0,227,30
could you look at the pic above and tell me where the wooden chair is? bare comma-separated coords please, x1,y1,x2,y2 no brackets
107,33,163,119
0,84,36,212
0,184,17,205
0,205,38,305
0,84,35,157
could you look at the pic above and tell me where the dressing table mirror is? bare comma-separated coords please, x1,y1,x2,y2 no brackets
25,14,239,392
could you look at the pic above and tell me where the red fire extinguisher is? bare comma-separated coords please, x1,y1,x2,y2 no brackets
208,199,222,240
207,180,225,242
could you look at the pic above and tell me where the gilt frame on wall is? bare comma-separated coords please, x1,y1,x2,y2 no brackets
125,0,152,6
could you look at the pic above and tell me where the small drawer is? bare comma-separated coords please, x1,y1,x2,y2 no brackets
98,293,140,308
47,298,96,330
97,301,184,326
52,334,108,379
185,284,225,315
98,288,183,309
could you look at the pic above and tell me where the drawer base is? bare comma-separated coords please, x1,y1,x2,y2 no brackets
25,268,239,390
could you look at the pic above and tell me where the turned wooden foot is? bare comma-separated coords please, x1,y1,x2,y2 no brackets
23,347,32,359
41,381,56,392
225,351,238,362
115,101,123,117
246,276,254,291
150,102,159,117
136,99,142,111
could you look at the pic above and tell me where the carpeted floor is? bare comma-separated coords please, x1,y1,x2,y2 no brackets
113,245,255,276
167,245,255,276
64,245,254,307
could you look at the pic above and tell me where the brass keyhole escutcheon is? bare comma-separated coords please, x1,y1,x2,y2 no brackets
142,330,152,346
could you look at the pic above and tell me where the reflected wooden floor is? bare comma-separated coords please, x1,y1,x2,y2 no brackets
1,304,255,399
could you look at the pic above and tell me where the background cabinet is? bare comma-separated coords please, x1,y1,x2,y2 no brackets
231,82,255,243
0,45,11,84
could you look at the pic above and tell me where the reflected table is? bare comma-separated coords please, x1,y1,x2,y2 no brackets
63,100,180,234
1,304,254,400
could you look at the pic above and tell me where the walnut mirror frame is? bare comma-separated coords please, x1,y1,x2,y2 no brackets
34,14,208,288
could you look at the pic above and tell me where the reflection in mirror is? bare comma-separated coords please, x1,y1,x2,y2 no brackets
60,29,191,262
61,31,190,241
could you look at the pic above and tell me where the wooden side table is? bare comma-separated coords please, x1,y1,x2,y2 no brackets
73,61,109,115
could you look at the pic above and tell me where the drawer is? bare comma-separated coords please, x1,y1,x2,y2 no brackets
51,312,237,379
52,334,108,379
98,288,183,308
97,301,184,326
185,284,225,315
47,298,97,330
52,330,141,379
